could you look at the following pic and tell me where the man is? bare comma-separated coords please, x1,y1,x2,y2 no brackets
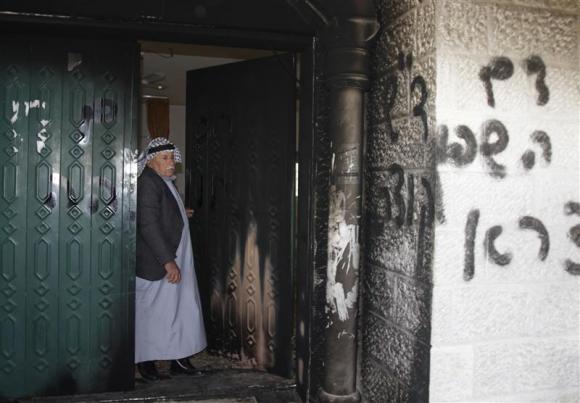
135,137,207,381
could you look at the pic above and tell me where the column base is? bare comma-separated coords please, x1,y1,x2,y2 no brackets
318,388,361,403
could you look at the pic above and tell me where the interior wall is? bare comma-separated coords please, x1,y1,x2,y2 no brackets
139,103,187,199
430,1,580,402
361,0,437,401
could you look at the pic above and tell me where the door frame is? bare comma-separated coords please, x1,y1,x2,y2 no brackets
0,14,318,401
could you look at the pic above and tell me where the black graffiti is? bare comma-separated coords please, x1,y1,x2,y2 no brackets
463,205,580,281
480,119,509,179
568,224,580,247
384,74,399,143
415,178,434,277
564,260,580,275
519,216,549,261
479,55,550,107
531,131,552,162
521,150,535,170
522,131,552,171
485,225,512,266
420,177,434,227
564,202,580,216
479,57,514,108
437,125,477,166
434,171,446,224
564,200,580,275
411,76,429,142
381,167,433,230
524,55,550,106
464,209,480,281
438,120,553,178
383,52,429,143
384,163,405,227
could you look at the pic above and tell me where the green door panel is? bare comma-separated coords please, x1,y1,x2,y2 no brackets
0,40,30,398
0,37,137,399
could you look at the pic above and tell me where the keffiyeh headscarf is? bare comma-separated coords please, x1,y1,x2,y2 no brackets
137,137,182,176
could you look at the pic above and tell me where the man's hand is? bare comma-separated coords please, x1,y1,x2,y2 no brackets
185,208,194,218
164,261,181,283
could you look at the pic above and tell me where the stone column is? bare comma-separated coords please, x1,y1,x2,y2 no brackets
319,14,378,403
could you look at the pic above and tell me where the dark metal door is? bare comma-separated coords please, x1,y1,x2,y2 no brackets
186,55,295,376
0,37,137,399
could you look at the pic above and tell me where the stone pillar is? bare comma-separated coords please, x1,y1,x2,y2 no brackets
319,14,378,403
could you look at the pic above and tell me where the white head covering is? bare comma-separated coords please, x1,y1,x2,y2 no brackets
137,137,182,177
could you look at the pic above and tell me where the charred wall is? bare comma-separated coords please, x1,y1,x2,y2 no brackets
361,1,437,401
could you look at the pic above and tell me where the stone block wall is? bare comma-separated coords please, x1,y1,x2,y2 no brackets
430,0,580,401
362,0,580,401
362,0,437,401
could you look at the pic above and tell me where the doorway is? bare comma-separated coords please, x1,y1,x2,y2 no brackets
0,26,315,400
139,41,299,378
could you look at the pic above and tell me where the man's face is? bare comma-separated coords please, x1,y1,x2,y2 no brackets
148,151,176,177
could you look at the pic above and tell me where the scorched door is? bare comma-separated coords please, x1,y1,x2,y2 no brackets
186,55,295,377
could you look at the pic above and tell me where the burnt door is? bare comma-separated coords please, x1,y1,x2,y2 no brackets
0,37,137,399
186,55,295,376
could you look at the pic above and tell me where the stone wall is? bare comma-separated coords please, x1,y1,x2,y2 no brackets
362,0,437,401
430,1,580,401
362,0,580,401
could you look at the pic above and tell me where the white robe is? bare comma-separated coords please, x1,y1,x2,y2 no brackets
134,177,207,363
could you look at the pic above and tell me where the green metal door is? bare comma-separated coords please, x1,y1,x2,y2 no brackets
0,37,138,399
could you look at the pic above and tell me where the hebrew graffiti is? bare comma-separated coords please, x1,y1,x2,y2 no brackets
522,131,552,171
518,216,549,261
382,52,430,144
437,122,552,177
416,178,434,274
524,55,550,106
480,119,509,179
461,207,580,280
479,55,550,108
564,201,580,275
437,124,477,167
564,202,580,216
479,56,514,108
411,75,429,143
484,225,512,266
463,209,480,281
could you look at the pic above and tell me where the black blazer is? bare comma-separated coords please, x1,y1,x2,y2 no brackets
136,166,184,280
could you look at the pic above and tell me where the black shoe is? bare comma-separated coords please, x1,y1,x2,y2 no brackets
170,358,200,375
137,361,170,382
